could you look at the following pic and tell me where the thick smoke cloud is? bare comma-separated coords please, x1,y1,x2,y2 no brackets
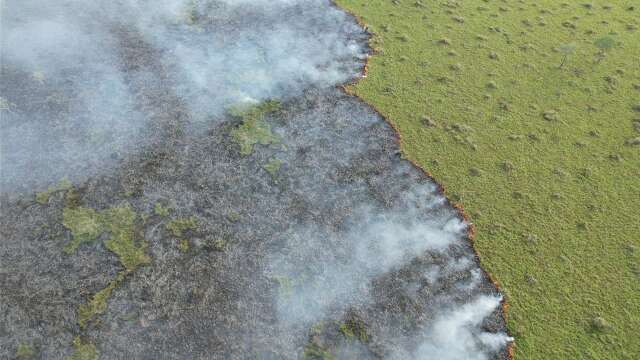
0,1,512,359
1,0,365,192
268,185,463,324
401,296,512,360
266,179,512,358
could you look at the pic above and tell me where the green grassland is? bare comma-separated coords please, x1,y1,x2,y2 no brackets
335,0,639,358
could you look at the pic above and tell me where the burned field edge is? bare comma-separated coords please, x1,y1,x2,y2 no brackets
334,0,640,359
338,15,515,359
345,87,517,359
336,11,513,357
337,3,515,358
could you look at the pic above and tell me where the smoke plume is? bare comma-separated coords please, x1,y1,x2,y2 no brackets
1,0,366,192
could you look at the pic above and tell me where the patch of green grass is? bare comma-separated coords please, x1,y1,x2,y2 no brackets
166,217,198,252
212,238,227,250
204,236,228,252
62,201,150,330
78,272,126,328
338,317,368,343
310,321,325,335
302,343,335,360
263,158,283,176
166,216,198,238
35,191,51,205
102,205,150,272
35,178,73,205
336,1,640,358
62,207,104,254
65,336,98,360
154,202,171,217
64,187,81,208
16,342,35,359
63,204,150,271
226,211,241,223
229,100,281,156
178,238,190,252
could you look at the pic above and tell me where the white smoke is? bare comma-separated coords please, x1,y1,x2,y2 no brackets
268,212,465,324
267,182,512,358
408,296,513,360
0,0,366,192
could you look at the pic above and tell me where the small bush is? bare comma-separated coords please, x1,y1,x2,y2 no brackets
469,167,483,176
543,110,558,121
421,116,437,127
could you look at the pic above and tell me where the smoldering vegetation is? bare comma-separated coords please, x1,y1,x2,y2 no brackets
0,0,511,359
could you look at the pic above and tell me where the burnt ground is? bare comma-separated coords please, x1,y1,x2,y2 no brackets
0,1,510,359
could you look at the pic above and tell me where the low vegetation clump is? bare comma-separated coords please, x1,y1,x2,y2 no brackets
62,207,103,254
335,0,640,358
302,343,335,360
166,216,198,238
35,178,73,205
101,206,150,271
77,273,126,328
263,158,283,176
590,316,612,332
166,216,198,252
229,100,281,156
338,317,368,343
16,342,35,359
65,337,98,360
63,204,149,271
154,202,171,217
178,238,190,252
208,237,227,251
62,194,150,330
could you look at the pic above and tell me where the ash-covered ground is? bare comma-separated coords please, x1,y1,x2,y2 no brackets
1,1,512,359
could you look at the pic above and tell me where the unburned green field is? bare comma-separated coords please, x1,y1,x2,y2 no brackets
335,0,640,358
